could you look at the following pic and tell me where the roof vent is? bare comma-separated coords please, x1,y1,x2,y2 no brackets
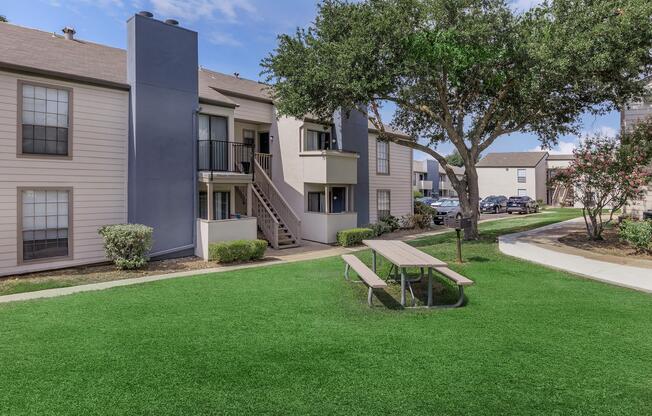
165,19,179,26
138,11,153,18
62,27,76,40
233,72,240,78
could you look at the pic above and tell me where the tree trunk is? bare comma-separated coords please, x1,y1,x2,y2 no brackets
584,208,603,240
451,161,480,240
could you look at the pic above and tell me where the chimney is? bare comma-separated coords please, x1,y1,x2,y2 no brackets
62,27,75,40
126,12,198,256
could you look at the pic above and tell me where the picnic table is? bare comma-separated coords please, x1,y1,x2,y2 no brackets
361,240,473,308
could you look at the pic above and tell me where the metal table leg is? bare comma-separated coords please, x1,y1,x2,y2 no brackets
427,267,433,307
400,267,406,306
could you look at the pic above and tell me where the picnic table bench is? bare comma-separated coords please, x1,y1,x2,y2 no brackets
342,254,387,306
341,240,474,308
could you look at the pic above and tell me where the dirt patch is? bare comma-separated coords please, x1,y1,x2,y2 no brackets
558,227,652,261
0,256,221,296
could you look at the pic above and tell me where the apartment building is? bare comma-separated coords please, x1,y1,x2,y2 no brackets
622,95,652,219
477,152,551,203
413,159,464,198
0,14,412,276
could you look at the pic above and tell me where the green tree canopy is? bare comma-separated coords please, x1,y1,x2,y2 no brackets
445,150,464,167
0,15,7,22
262,0,652,238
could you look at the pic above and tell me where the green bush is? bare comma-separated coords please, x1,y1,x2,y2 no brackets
414,201,436,226
401,213,431,229
619,220,652,253
209,239,268,263
379,215,399,231
336,228,375,247
98,224,153,270
364,222,392,237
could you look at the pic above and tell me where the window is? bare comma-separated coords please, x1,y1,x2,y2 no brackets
517,169,527,183
19,82,71,157
243,129,255,146
377,190,391,219
376,140,389,174
198,114,228,141
198,191,207,220
213,191,230,220
305,130,331,151
307,191,325,213
20,189,71,262
517,189,527,197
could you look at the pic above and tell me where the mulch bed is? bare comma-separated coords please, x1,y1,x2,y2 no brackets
558,226,652,261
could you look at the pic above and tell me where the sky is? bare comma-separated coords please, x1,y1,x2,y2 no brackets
2,0,621,160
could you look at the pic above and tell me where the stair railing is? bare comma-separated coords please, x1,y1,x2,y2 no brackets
253,160,302,245
252,186,280,249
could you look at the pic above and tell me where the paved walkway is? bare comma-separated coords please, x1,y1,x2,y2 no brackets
0,212,537,305
499,218,652,293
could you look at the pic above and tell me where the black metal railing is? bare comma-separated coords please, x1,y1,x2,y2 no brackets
198,140,254,174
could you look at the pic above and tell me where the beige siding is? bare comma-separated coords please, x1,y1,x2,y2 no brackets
368,134,413,223
0,71,128,276
230,96,274,124
478,167,538,199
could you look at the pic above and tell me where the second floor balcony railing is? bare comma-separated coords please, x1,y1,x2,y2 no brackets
198,140,254,174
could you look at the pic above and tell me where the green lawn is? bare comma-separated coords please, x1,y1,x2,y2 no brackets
1,209,650,415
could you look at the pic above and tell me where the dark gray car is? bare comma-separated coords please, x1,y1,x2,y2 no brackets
480,195,508,214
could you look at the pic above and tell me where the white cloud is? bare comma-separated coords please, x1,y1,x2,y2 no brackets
149,0,256,22
529,125,619,154
208,32,242,47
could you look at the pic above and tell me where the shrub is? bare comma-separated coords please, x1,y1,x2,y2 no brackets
401,213,431,229
414,201,436,225
365,222,392,237
619,220,652,253
379,215,399,231
98,224,153,270
209,239,268,263
336,228,375,247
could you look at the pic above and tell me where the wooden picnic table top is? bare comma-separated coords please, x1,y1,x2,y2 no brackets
362,239,448,268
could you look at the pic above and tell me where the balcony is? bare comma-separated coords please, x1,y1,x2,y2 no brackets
195,216,257,260
415,180,433,190
299,150,358,184
198,140,254,182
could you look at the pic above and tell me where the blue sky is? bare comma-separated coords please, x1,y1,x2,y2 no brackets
2,0,620,159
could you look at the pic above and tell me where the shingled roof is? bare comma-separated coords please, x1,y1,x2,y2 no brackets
477,152,548,168
0,23,128,88
0,21,411,136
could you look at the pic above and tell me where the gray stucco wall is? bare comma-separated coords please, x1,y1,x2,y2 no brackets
127,14,198,256
426,159,440,196
337,108,370,225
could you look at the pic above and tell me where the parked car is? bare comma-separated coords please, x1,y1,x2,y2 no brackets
416,196,438,206
433,198,462,224
506,196,539,214
480,195,508,214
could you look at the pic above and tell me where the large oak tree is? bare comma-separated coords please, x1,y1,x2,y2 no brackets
262,0,652,238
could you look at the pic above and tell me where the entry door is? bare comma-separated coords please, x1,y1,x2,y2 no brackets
330,187,346,213
213,191,230,220
258,132,270,154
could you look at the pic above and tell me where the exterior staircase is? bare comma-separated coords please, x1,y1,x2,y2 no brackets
252,160,301,249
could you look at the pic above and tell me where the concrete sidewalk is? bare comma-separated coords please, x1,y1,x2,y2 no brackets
499,218,652,293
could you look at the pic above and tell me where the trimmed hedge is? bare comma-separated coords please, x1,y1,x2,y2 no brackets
209,239,268,263
337,228,375,247
98,224,153,270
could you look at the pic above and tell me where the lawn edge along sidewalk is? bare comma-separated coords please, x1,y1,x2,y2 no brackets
499,218,652,294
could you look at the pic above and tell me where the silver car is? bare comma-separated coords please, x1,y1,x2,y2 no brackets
433,199,462,224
